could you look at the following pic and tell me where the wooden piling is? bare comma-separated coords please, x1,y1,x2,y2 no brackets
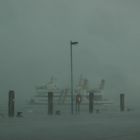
8,90,15,117
120,93,125,112
48,92,53,115
89,92,94,113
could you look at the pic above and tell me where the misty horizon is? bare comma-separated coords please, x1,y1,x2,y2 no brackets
0,0,140,107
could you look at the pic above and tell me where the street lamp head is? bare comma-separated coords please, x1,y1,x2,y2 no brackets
70,41,79,46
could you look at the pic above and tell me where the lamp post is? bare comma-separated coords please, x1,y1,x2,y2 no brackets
70,41,79,114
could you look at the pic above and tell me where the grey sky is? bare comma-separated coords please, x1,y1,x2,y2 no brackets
0,0,140,105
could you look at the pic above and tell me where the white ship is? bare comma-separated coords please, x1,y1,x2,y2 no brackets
29,76,112,106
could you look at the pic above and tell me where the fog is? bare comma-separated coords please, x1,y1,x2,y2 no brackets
0,0,140,106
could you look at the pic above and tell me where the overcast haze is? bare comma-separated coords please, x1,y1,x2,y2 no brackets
0,0,140,106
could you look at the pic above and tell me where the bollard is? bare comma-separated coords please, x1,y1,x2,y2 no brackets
89,92,94,113
76,94,81,113
120,93,125,112
8,90,15,117
48,92,53,115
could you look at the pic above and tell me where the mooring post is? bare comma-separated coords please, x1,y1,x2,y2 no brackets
8,90,15,117
120,93,125,112
48,92,53,115
89,92,94,113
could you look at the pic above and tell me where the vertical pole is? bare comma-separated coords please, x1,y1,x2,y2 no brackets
89,92,94,113
8,90,15,117
120,93,125,112
76,94,81,114
70,42,74,115
48,92,53,115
